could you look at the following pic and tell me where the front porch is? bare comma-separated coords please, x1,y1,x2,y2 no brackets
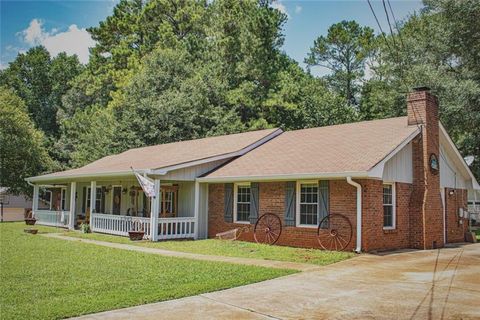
32,177,203,241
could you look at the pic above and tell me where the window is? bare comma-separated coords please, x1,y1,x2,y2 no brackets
86,187,103,213
383,183,396,229
160,185,178,217
111,186,122,215
234,184,250,223
38,189,52,210
297,182,318,226
60,188,66,211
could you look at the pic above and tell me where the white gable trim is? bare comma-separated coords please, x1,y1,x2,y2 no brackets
367,127,421,179
439,123,480,190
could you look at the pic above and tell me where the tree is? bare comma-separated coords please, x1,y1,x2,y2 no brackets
360,2,480,179
112,47,244,152
0,87,52,195
0,47,83,137
305,20,375,105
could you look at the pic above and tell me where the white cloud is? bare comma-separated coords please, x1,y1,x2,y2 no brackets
295,5,302,14
272,1,289,18
19,19,50,46
18,19,95,64
43,25,95,64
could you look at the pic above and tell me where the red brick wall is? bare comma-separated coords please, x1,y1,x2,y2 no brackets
361,180,413,251
208,180,415,252
445,188,468,243
407,90,444,249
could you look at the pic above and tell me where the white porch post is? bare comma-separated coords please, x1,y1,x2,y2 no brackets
194,181,200,240
150,179,160,241
69,182,76,230
32,184,39,218
89,181,96,225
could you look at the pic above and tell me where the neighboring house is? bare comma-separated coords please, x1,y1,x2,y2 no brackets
26,87,480,252
0,188,32,222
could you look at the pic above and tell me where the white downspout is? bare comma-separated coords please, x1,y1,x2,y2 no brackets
347,177,362,253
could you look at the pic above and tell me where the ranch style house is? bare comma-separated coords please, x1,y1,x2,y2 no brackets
26,87,480,252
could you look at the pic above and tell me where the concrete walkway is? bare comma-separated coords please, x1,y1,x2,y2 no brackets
70,243,480,320
42,233,320,272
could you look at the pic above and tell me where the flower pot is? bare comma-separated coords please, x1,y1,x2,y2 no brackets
25,218,37,226
24,228,38,234
128,231,145,241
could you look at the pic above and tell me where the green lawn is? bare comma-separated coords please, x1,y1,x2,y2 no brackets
0,223,295,320
475,229,480,241
61,229,355,266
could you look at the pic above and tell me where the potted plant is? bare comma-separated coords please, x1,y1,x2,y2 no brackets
24,209,36,225
80,223,91,234
128,218,145,241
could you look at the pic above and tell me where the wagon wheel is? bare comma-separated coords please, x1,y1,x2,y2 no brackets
254,213,282,245
317,213,352,251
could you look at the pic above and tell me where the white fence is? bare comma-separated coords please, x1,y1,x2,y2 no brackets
35,210,70,228
158,217,195,240
91,213,151,238
90,213,195,240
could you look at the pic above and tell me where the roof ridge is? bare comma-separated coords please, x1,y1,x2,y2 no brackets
283,116,408,135
122,128,279,154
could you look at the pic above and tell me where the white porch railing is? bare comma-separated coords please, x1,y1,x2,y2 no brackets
90,213,195,240
158,217,195,240
91,213,151,238
35,210,70,228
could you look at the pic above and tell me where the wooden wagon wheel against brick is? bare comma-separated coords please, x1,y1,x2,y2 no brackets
316,213,353,251
253,212,352,251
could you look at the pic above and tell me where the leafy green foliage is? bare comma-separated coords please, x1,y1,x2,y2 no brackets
0,47,83,137
0,222,294,320
0,0,478,184
305,20,375,105
359,1,480,178
0,88,52,195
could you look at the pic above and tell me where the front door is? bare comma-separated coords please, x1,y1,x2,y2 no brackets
112,186,122,215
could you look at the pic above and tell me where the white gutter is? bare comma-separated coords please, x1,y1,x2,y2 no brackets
25,169,153,183
197,171,368,183
346,176,362,253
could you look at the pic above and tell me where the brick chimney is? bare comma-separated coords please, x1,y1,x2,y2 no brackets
407,87,444,249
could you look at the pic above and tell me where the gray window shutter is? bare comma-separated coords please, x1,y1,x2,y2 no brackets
224,183,233,223
284,181,296,226
319,180,329,221
249,183,259,224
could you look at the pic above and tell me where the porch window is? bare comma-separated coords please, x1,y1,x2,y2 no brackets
234,183,250,223
39,189,52,210
86,187,104,213
298,182,318,226
60,188,66,211
160,186,178,217
383,183,396,229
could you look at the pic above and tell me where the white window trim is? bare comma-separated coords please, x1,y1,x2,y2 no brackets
296,180,319,228
233,182,251,224
383,182,396,230
110,185,122,215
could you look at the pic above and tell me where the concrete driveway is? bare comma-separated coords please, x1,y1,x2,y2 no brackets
74,243,480,320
